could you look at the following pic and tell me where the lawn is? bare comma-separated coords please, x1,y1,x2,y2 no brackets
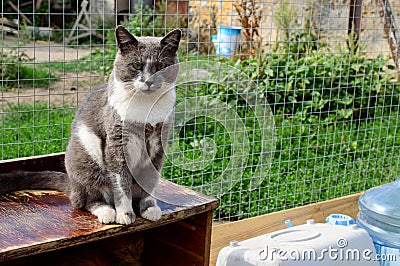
0,102,74,159
1,101,398,220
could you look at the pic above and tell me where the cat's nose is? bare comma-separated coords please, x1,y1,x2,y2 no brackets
145,80,153,88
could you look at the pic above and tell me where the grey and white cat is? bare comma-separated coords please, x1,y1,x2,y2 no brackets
0,26,181,225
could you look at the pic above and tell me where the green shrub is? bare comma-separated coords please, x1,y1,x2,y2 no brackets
255,42,399,123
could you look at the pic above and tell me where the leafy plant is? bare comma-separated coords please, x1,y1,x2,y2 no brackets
1,50,58,90
233,34,400,126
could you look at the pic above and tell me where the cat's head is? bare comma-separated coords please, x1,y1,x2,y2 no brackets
113,26,181,94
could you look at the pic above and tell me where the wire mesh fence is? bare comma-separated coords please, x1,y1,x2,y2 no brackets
1,0,399,222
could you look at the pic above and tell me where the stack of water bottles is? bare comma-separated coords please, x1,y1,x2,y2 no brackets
357,178,400,265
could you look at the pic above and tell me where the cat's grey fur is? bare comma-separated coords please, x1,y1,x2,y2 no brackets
0,26,181,225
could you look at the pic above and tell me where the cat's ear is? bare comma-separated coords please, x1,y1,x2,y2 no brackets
160,29,182,52
115,25,138,52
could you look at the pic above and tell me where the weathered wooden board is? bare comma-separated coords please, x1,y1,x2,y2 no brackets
0,154,218,262
210,192,361,266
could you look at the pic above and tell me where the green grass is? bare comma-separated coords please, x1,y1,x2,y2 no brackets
222,114,400,219
0,102,75,159
163,111,400,220
1,64,59,90
2,101,397,220
1,51,59,90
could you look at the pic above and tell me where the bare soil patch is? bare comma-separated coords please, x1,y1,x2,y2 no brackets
1,36,105,107
1,72,105,107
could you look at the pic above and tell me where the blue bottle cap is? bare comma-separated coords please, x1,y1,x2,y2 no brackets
326,214,355,226
285,219,293,228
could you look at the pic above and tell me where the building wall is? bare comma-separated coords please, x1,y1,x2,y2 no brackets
187,0,400,55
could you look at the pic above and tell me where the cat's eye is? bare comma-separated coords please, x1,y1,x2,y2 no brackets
130,63,142,71
156,65,165,71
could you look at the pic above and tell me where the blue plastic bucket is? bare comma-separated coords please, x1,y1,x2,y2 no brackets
215,26,241,57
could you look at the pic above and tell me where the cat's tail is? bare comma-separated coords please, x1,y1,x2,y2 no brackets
0,171,70,195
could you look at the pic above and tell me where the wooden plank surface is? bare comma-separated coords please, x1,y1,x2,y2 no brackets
0,154,218,262
210,192,361,266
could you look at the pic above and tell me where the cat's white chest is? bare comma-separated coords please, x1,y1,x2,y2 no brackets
126,91,175,124
109,82,176,125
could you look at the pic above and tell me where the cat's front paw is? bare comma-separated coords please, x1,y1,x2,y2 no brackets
92,205,116,224
116,211,136,225
141,206,162,221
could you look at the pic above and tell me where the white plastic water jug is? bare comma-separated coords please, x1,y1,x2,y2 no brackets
216,220,379,265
